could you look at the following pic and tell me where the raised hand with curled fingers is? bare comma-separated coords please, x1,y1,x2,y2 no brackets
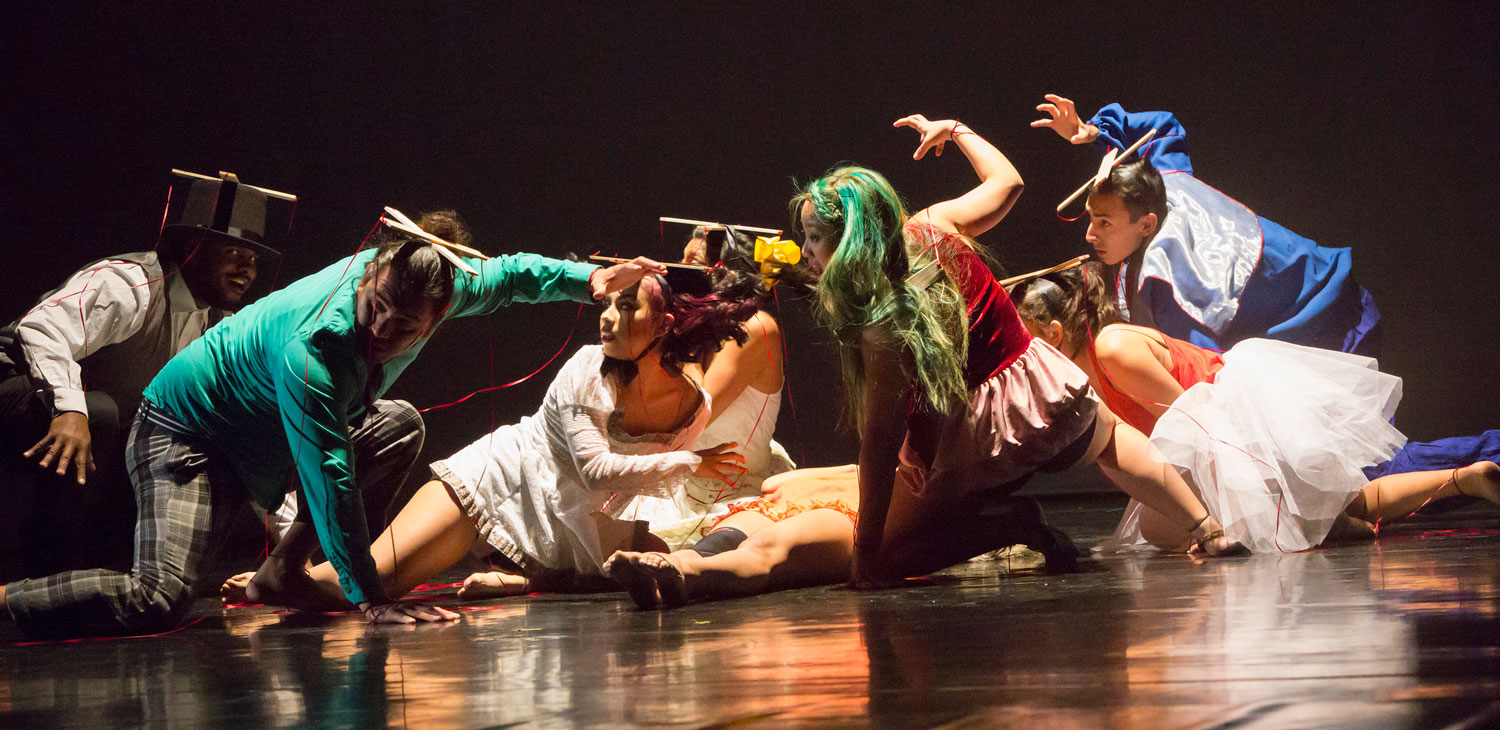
893,114,961,160
1030,94,1099,144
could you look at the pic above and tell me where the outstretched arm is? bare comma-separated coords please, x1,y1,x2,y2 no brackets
898,115,1024,239
274,336,387,608
445,254,667,319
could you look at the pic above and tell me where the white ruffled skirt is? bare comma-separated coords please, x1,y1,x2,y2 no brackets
1101,339,1405,553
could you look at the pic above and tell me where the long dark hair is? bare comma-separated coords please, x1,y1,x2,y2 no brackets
1009,262,1120,353
605,267,762,384
646,267,761,372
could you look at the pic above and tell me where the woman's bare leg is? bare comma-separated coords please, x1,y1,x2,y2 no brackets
1130,504,1194,553
1347,461,1500,523
605,509,852,607
672,510,854,595
300,479,479,605
1085,407,1206,528
1079,406,1243,555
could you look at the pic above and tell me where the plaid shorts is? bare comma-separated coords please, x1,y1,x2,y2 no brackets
4,398,424,638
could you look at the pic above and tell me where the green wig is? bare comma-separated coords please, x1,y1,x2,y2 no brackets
790,166,971,430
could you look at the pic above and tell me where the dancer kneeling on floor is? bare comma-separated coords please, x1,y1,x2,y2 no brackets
226,266,760,608
1010,264,1500,553
607,113,1246,608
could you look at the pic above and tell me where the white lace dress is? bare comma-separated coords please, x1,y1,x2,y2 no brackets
432,345,710,575
620,383,795,550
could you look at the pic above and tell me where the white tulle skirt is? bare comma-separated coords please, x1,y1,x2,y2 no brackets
1099,339,1405,554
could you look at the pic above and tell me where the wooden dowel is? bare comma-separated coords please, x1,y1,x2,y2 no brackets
170,169,297,201
999,255,1090,287
1054,128,1158,213
659,216,782,235
589,255,709,271
381,212,490,259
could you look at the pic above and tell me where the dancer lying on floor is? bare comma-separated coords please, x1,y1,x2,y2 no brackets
606,464,861,607
225,266,762,609
1010,264,1500,552
606,113,1248,606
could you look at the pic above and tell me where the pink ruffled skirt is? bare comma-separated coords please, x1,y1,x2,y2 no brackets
898,338,1098,498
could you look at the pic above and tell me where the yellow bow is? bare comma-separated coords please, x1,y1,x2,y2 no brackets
754,236,801,285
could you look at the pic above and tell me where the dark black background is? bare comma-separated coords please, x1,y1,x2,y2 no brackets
5,3,1496,474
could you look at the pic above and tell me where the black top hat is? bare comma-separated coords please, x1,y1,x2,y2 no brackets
161,172,280,257
656,264,715,300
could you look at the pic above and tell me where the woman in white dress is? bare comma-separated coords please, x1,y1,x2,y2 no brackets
231,267,762,609
612,226,797,551
1010,264,1500,553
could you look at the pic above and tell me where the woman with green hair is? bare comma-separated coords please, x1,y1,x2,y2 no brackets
801,117,1246,587
606,114,1245,608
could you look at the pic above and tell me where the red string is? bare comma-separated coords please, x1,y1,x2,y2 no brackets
417,301,585,413
154,183,173,249
1084,322,1301,551
11,615,209,646
772,288,807,467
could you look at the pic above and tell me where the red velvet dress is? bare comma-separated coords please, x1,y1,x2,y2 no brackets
898,223,1099,497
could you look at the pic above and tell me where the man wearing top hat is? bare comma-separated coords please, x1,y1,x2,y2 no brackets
0,172,281,581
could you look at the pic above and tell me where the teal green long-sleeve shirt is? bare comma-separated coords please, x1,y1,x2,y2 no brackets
142,248,597,605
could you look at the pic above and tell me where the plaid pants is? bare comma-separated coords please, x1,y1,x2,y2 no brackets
4,399,423,638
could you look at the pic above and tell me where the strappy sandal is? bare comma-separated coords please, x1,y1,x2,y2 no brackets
1190,515,1251,558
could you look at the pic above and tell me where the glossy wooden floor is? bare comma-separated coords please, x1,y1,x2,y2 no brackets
3,497,1497,729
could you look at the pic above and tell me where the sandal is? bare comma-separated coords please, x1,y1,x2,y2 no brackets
1190,515,1251,558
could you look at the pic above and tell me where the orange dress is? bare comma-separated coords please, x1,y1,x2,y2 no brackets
1087,331,1225,435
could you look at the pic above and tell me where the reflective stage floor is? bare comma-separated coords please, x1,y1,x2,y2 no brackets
3,496,1498,729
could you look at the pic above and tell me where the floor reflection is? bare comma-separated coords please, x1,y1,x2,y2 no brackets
2,503,1497,728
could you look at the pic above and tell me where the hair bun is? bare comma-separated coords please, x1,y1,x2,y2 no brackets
416,209,474,248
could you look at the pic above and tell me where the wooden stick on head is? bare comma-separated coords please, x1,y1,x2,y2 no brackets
171,169,298,201
1055,128,1159,213
999,255,1091,288
589,255,709,272
660,216,782,236
379,207,482,277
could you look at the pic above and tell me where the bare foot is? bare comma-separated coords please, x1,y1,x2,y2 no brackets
243,556,349,612
1322,512,1376,544
1457,461,1500,504
637,552,689,608
221,571,256,604
457,570,529,599
603,551,661,609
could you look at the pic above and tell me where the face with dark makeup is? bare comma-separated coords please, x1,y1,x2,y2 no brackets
354,264,443,364
599,279,670,360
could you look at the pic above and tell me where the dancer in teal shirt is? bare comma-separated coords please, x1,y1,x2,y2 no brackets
3,224,664,636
